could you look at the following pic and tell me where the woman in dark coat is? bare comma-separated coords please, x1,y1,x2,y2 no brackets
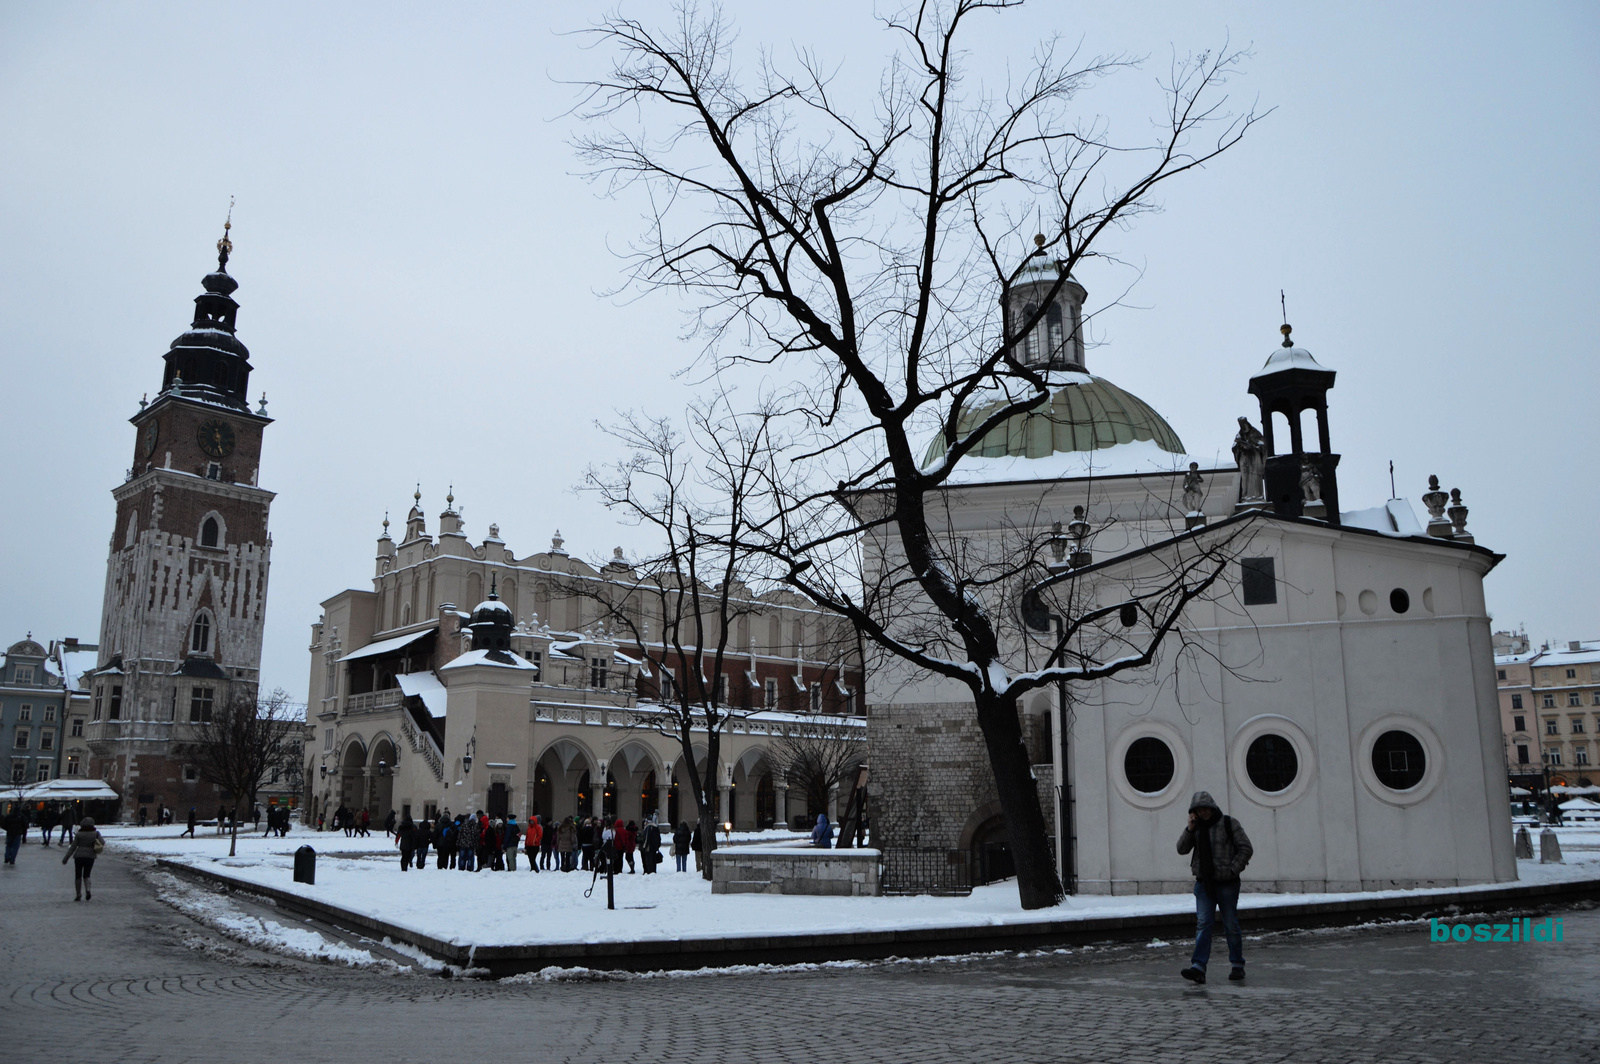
673,822,692,873
414,818,432,869
396,816,417,871
61,817,103,900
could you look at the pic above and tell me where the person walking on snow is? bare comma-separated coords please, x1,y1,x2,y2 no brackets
524,815,543,872
180,807,197,839
3,805,28,864
1176,790,1253,984
61,817,104,901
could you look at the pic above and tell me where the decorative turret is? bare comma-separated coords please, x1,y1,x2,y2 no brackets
467,575,515,656
403,486,428,542
1247,323,1340,525
158,213,255,410
1004,234,1088,372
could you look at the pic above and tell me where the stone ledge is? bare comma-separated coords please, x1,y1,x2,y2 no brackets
154,859,1600,978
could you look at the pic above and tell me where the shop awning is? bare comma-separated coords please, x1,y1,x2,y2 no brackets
338,629,432,663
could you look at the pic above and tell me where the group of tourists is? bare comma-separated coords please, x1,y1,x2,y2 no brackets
324,805,373,836
374,810,722,875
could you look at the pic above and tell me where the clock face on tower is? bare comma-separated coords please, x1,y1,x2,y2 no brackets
140,420,159,458
197,419,237,458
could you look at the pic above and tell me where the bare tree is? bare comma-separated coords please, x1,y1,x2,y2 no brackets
573,398,784,880
185,687,303,857
577,1,1264,908
769,710,866,830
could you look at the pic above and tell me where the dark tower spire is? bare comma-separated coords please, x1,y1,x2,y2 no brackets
159,206,254,410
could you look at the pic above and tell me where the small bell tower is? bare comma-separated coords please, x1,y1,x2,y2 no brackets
1247,323,1340,524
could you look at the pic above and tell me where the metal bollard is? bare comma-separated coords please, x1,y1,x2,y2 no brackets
294,845,317,884
1539,829,1564,864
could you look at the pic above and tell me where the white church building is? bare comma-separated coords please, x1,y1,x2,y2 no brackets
865,248,1517,895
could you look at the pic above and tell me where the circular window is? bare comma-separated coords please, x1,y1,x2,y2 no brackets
1124,737,1176,794
1245,734,1299,793
1390,588,1410,614
1371,730,1426,790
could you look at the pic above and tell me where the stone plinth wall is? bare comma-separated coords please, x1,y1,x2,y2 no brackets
868,700,1057,892
711,846,882,896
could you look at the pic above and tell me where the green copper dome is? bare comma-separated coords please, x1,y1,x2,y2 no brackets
922,375,1185,467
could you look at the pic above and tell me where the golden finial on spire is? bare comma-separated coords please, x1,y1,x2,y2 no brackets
216,196,235,270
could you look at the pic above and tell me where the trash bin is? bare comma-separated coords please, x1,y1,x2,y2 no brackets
294,845,316,885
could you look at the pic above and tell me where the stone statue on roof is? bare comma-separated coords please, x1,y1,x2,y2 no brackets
1232,417,1267,504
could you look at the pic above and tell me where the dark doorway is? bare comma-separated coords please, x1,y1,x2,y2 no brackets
970,816,1014,885
755,773,775,829
667,776,679,826
487,782,509,819
641,771,657,821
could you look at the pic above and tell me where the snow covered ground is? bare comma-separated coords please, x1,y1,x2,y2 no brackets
106,823,1600,951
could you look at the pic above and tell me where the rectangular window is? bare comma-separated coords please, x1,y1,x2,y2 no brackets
527,650,542,680
1516,744,1530,764
844,687,856,714
764,678,778,709
323,728,333,751
1546,719,1560,735
13,728,29,750
40,729,54,751
71,718,83,738
1593,692,1600,706
1547,748,1563,766
43,705,55,722
65,754,80,776
1513,715,1526,732
35,763,49,782
590,658,608,689
189,687,215,723
659,669,675,701
1567,668,1577,679
1575,718,1587,734
109,685,122,720
809,682,822,713
1240,557,1277,605
1511,694,1524,710
92,686,103,721
1543,694,1556,708
14,665,34,684
1570,693,1583,707
18,705,31,722
1578,748,1591,766
10,761,24,784
712,673,726,704
184,764,197,781
1497,669,1507,680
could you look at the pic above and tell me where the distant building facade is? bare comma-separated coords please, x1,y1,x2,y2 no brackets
2,639,67,786
84,227,277,821
306,504,863,830
1495,634,1599,790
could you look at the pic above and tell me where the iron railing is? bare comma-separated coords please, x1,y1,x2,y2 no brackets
880,847,973,896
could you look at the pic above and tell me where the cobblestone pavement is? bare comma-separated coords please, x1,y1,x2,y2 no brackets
3,845,1598,1064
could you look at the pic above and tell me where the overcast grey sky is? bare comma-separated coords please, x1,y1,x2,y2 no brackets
2,2,1595,701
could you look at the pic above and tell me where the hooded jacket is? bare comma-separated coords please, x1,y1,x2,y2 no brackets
1176,790,1253,883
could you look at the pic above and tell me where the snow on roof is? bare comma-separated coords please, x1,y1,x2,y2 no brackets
1537,644,1600,667
440,648,537,671
1251,344,1333,380
56,649,98,691
396,671,449,718
339,629,432,662
937,439,1221,487
1495,651,1541,666
1338,499,1425,538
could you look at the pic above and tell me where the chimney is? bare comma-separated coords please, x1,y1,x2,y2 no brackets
64,637,79,648
1570,641,1582,653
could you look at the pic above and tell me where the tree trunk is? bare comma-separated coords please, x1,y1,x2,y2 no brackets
974,689,1062,910
698,806,719,883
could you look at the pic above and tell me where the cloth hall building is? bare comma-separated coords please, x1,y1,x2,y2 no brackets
305,500,863,831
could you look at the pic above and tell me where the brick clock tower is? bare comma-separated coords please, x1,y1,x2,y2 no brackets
87,222,276,822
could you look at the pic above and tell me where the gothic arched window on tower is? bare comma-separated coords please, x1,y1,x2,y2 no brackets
1020,302,1039,363
200,516,220,548
1046,302,1064,365
125,510,140,548
190,612,211,655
